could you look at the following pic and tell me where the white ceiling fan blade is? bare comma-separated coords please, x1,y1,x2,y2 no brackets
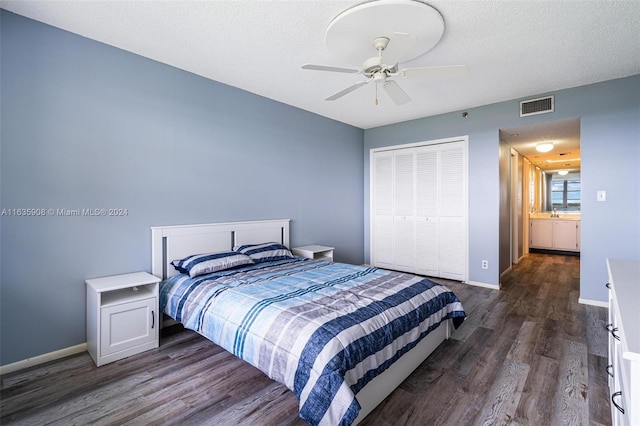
325,80,371,101
381,32,416,66
401,65,468,78
384,80,411,105
302,64,360,74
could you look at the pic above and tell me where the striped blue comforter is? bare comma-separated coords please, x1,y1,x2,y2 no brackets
160,258,466,426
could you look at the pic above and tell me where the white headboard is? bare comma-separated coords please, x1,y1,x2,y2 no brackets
151,219,290,279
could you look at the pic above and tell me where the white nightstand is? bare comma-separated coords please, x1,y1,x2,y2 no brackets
86,271,161,367
292,245,334,261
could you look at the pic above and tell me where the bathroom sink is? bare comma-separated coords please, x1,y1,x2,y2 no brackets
529,213,581,220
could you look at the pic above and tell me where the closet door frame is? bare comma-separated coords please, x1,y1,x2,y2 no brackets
369,136,469,282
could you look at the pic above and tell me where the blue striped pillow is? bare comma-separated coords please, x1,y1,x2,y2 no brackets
233,242,293,263
171,251,254,277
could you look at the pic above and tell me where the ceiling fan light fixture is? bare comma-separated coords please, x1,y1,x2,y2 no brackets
535,143,554,153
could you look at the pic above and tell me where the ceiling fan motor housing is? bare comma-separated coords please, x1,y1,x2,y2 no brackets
363,56,382,74
363,56,397,76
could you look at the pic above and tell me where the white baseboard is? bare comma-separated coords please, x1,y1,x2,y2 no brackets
578,298,608,308
466,280,501,290
0,343,87,376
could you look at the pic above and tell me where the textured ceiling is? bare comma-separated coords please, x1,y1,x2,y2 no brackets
2,0,639,130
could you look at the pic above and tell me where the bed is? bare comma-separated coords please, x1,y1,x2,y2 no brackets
151,219,465,426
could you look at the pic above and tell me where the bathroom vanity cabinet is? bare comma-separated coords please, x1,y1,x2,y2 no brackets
530,217,580,252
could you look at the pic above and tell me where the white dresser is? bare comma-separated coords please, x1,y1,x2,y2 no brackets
606,259,640,425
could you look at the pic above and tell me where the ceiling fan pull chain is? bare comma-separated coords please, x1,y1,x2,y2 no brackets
375,83,379,105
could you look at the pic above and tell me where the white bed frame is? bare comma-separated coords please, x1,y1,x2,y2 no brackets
151,219,451,424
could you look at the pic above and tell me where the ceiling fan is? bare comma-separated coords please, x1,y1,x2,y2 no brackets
302,32,467,105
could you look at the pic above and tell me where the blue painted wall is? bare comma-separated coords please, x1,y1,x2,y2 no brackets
2,9,638,367
0,11,364,365
364,75,640,300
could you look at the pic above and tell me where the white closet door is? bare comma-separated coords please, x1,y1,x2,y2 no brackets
415,147,439,276
393,150,416,272
439,142,466,280
440,222,465,280
371,139,467,282
372,152,394,269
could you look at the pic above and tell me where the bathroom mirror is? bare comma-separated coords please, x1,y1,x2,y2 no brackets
542,170,581,212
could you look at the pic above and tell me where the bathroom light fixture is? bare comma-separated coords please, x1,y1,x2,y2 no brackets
545,157,580,163
536,143,554,153
557,170,569,176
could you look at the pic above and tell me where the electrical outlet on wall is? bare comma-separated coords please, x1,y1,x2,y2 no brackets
481,260,488,269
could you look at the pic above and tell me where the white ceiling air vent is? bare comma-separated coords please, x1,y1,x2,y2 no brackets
520,96,554,117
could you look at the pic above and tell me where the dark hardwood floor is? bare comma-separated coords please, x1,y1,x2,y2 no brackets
1,253,610,425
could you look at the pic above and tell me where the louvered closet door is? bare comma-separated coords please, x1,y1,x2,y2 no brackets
371,139,467,281
439,142,466,280
415,146,439,276
372,152,394,269
393,150,416,272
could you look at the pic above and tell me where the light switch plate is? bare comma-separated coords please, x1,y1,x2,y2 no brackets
597,190,606,202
